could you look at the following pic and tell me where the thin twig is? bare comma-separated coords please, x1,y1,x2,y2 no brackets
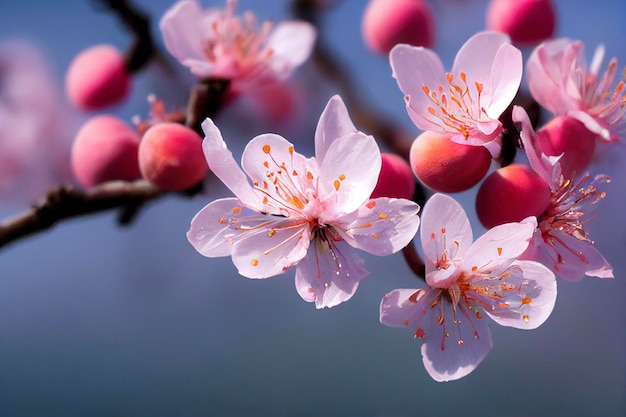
0,180,162,250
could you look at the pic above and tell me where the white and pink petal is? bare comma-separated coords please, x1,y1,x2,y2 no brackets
230,217,311,279
318,132,381,217
295,237,368,308
419,194,473,274
337,197,420,256
480,260,557,330
314,95,358,163
187,198,277,258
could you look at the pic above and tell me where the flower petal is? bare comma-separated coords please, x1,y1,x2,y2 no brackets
295,237,368,309
159,0,214,77
201,118,265,210
390,44,449,132
318,132,381,217
314,95,358,164
337,197,420,256
420,298,493,382
485,43,522,119
463,220,535,275
381,288,493,382
452,31,510,86
481,260,557,330
187,197,258,257
380,288,428,328
420,194,472,275
526,38,579,115
241,132,313,216
534,230,614,281
513,106,556,183
230,216,310,279
266,21,317,80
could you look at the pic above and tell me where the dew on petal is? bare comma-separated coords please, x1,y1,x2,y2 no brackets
523,315,529,323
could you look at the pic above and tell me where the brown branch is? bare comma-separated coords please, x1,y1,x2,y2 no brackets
93,0,154,73
0,180,163,250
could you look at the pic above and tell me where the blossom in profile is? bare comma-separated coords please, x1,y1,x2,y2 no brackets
526,38,626,143
380,193,556,382
513,106,613,281
159,0,316,94
389,31,522,153
187,96,421,309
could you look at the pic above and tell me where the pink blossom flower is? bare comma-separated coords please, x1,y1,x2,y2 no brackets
380,193,556,382
527,38,626,142
187,96,421,309
159,0,316,94
389,31,522,153
513,106,613,281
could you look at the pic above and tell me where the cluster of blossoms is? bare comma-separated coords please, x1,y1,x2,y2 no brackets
174,1,619,381
4,0,620,384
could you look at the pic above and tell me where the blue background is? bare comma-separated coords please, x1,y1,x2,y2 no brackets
0,1,625,416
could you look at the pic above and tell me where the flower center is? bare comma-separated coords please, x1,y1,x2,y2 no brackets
203,0,274,77
578,57,626,140
539,173,610,268
421,72,493,140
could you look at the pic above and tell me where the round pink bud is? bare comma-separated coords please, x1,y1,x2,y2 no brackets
371,153,416,199
537,115,596,180
362,0,435,55
486,0,556,45
476,164,551,229
71,115,141,187
66,44,130,110
409,131,492,193
138,123,208,191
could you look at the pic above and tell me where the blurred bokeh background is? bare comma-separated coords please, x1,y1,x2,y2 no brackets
0,0,624,416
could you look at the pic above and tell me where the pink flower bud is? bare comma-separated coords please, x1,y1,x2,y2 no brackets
476,164,551,229
371,153,416,199
537,115,596,180
138,123,208,191
71,115,141,187
486,0,556,45
362,0,435,55
409,131,492,193
66,44,130,110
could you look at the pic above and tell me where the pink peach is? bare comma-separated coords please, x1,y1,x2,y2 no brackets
476,164,551,229
138,123,207,191
71,115,141,187
362,0,435,55
486,0,556,45
410,131,492,193
371,153,416,200
537,115,596,180
66,44,130,110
